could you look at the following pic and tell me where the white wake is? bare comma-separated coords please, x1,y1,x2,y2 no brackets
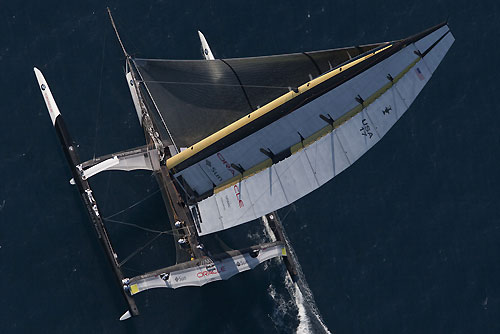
261,215,332,334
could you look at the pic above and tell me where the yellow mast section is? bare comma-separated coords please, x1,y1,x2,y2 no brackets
166,44,392,170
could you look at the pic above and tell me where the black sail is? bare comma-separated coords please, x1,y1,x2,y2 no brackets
133,43,386,148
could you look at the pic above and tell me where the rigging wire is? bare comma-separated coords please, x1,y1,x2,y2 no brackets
104,218,167,234
107,7,141,58
121,265,145,274
279,204,297,223
104,188,161,220
103,218,186,236
119,232,165,267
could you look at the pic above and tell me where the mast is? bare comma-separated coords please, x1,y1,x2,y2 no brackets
106,7,169,159
107,7,129,59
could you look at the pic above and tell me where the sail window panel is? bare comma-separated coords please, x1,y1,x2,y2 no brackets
414,25,449,55
133,58,252,148
421,33,455,73
394,59,432,108
273,150,319,203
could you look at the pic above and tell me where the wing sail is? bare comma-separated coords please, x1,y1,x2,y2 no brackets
187,24,454,235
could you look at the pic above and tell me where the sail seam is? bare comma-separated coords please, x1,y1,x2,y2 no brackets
302,52,322,76
220,59,255,111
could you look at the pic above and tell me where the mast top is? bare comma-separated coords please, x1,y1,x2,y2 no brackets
107,7,128,58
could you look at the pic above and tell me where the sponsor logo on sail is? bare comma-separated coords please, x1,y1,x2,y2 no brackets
174,275,186,282
217,153,236,176
234,184,244,208
415,67,425,81
360,119,374,138
205,159,223,182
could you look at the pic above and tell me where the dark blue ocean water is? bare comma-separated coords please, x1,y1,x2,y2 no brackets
1,0,499,333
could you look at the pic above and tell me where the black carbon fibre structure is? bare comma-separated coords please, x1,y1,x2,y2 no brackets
53,115,139,317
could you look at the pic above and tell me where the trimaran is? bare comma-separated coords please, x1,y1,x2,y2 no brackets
34,9,454,320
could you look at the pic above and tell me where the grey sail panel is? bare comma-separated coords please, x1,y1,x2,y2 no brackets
133,43,386,148
188,25,454,235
